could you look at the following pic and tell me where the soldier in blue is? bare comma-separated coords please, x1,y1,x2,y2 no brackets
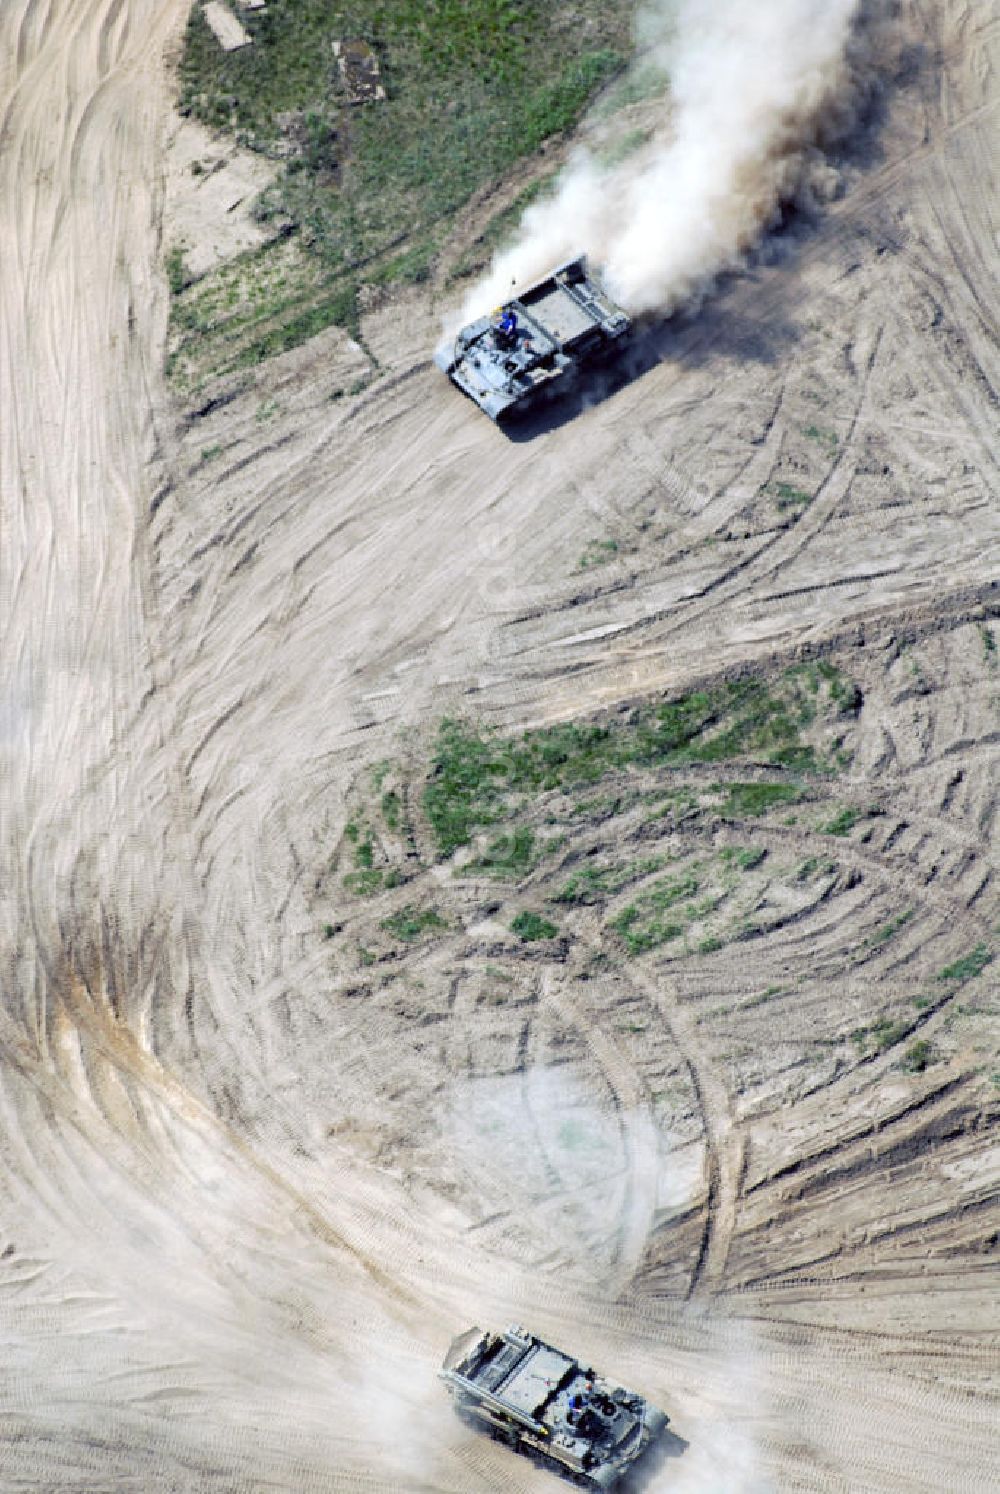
495,307,519,347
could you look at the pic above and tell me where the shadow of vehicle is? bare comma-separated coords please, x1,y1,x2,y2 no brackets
500,276,802,442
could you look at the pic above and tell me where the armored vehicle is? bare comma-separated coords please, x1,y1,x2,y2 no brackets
435,257,631,422
440,1323,668,1489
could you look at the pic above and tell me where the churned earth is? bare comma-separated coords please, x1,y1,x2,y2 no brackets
0,1,997,1491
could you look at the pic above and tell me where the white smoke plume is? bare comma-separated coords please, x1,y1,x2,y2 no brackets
463,0,866,323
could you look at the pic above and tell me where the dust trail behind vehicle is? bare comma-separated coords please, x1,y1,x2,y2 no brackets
464,0,875,322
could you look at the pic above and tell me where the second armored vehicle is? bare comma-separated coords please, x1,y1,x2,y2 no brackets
440,1322,668,1489
435,257,632,422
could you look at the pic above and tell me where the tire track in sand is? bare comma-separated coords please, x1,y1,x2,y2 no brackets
626,963,744,1298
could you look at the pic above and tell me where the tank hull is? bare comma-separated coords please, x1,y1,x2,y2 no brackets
440,1323,668,1489
437,258,631,422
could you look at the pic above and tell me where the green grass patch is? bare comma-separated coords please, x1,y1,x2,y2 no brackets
380,905,445,941
738,984,787,1011
866,909,913,948
234,281,360,364
592,58,668,115
468,826,536,877
645,787,699,820
166,243,190,296
176,0,631,364
612,870,700,955
718,782,804,818
823,806,860,837
903,1038,933,1073
719,846,767,871
769,481,813,512
873,1018,906,1051
344,868,384,895
855,1016,912,1055
794,855,837,882
937,944,993,985
791,660,862,716
423,666,855,856
423,717,618,855
167,236,344,388
804,423,839,449
570,793,632,819
511,910,558,942
578,538,620,570
551,855,666,905
380,790,402,830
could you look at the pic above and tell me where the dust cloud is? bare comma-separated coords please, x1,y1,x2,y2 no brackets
443,1067,703,1278
464,0,867,320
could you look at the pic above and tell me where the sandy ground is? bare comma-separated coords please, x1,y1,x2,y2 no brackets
1,0,998,1490
162,113,277,281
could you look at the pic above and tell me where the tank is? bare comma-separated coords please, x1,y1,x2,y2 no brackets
440,1323,668,1489
435,257,632,422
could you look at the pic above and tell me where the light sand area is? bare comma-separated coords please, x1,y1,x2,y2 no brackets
0,0,997,1489
163,114,278,281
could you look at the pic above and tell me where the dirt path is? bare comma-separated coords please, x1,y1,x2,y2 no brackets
628,963,745,1298
1,0,998,1488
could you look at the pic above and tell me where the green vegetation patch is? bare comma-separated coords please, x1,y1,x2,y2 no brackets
423,717,617,856
804,424,839,449
903,1038,934,1073
823,805,861,836
719,846,767,871
552,855,666,905
937,944,994,985
467,826,536,878
596,125,652,168
866,909,913,948
339,811,407,896
167,236,341,387
854,1016,912,1056
344,867,385,896
794,855,837,882
768,481,813,512
423,666,857,856
353,836,375,868
381,789,402,830
511,910,558,942
176,0,631,364
380,904,445,941
578,538,620,570
717,782,804,819
612,870,701,955
166,243,191,296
